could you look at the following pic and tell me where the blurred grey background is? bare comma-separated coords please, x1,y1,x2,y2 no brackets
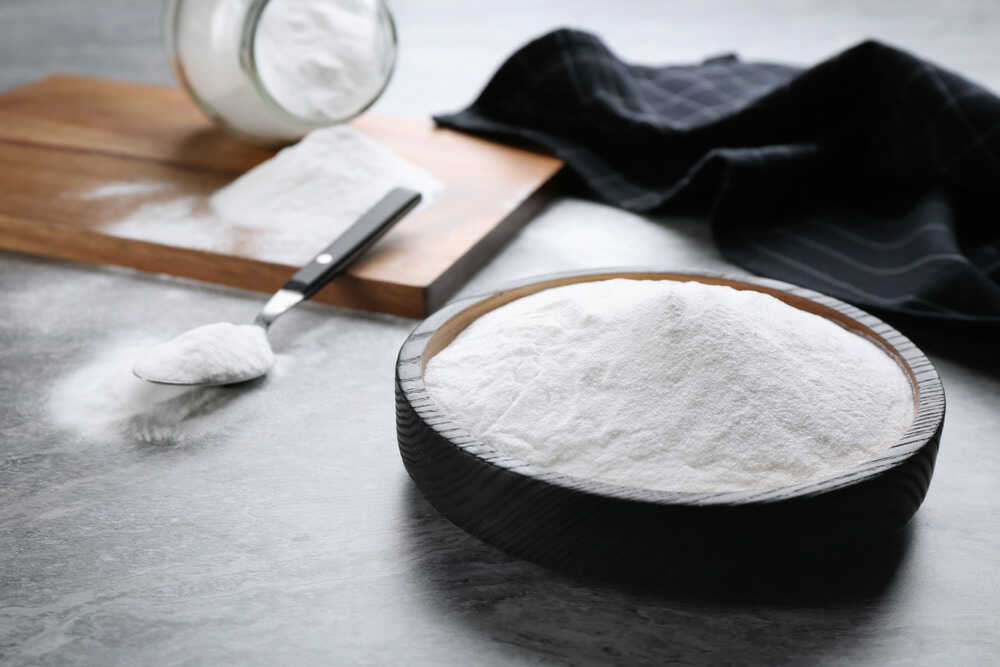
2,0,999,108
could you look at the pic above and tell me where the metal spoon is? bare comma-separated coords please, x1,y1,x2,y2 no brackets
133,187,421,386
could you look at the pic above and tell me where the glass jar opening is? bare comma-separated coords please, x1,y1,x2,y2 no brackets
242,0,398,129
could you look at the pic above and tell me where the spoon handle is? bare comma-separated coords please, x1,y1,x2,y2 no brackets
285,187,422,299
254,188,421,329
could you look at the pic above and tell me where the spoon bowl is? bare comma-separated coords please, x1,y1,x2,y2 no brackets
133,188,420,386
133,322,274,386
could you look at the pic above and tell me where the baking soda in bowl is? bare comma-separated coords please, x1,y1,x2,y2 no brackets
423,279,914,493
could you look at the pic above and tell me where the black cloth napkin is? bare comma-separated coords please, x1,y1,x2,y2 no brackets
435,29,1000,336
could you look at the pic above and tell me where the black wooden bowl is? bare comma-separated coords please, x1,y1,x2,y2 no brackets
395,270,945,579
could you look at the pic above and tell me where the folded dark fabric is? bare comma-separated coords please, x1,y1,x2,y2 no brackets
435,29,1000,334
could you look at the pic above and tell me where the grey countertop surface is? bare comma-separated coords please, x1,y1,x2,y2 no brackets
2,1,999,665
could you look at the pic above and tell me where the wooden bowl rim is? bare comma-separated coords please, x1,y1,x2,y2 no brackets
396,269,945,506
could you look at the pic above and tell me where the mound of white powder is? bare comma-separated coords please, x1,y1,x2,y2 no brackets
423,279,914,493
210,124,440,240
95,125,440,258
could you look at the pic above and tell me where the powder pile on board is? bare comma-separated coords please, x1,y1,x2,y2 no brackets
255,0,391,123
94,125,440,255
210,124,440,239
99,197,219,251
423,279,915,493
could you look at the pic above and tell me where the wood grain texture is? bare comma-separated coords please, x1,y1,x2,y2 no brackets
396,270,945,579
0,75,564,317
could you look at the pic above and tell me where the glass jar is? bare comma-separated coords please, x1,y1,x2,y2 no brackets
164,0,397,144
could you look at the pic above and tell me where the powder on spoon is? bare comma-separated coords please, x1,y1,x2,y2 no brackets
423,279,914,493
107,125,438,387
133,323,274,386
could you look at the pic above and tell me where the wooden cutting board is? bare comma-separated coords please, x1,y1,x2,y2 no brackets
0,75,563,317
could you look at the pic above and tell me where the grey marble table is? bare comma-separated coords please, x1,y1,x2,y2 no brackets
2,1,999,665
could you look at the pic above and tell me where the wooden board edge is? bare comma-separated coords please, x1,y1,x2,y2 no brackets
0,214,427,318
422,171,565,315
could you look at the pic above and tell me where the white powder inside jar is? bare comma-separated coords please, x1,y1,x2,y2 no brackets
175,0,303,140
175,0,393,141
255,0,392,123
423,279,915,493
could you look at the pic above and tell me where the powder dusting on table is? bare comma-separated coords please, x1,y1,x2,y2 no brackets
423,279,914,493
49,338,240,446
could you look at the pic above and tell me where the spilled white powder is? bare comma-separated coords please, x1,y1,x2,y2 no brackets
133,323,274,386
77,181,173,200
50,338,242,446
424,279,915,493
255,0,392,123
94,125,440,259
209,124,440,239
99,197,220,250
86,125,438,388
